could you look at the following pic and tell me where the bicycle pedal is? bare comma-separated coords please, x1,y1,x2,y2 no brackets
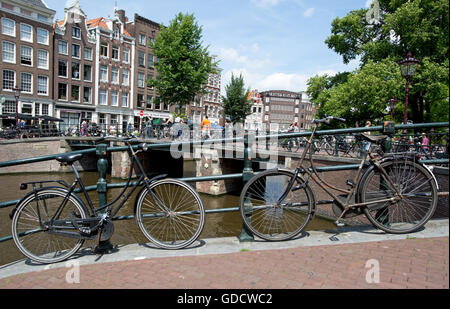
346,179,355,187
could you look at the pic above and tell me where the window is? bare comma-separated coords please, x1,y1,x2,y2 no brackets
111,91,118,106
1,18,15,36
41,103,49,115
122,69,129,86
138,51,145,67
72,26,81,39
2,41,15,63
121,92,128,107
37,50,48,69
112,45,119,60
137,72,145,88
3,100,16,113
22,103,32,114
58,40,68,54
37,14,48,22
100,65,108,82
139,34,146,46
146,95,153,109
20,46,32,66
100,42,108,57
113,28,119,40
71,85,80,102
37,28,49,45
111,67,119,84
137,93,144,108
84,47,92,60
147,53,154,68
99,89,107,105
58,83,67,100
83,87,91,103
99,113,106,126
58,60,67,77
83,64,92,81
72,44,80,58
72,62,80,79
37,76,48,95
2,70,15,90
122,48,130,63
147,74,153,89
154,98,160,110
20,24,32,42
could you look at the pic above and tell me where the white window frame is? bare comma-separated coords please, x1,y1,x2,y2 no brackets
84,47,92,60
37,75,48,96
111,67,119,84
72,43,80,59
100,65,108,82
122,47,130,63
20,72,33,94
58,40,68,55
2,69,15,91
2,41,15,64
1,18,15,37
139,34,146,46
83,64,92,82
122,69,129,86
20,23,33,42
83,86,92,103
36,28,49,45
71,84,80,102
137,72,145,88
99,89,108,105
112,45,119,61
37,49,49,70
20,45,33,66
100,42,108,58
58,83,68,101
72,26,81,39
121,92,128,107
111,91,118,106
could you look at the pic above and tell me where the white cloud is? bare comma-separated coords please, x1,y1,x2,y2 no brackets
250,0,281,8
218,47,271,69
303,7,315,17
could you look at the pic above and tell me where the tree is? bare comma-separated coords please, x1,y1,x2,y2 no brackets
149,13,217,109
221,73,253,124
312,0,449,125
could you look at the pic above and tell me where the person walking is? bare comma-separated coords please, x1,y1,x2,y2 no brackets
363,120,372,154
201,116,211,140
146,116,153,139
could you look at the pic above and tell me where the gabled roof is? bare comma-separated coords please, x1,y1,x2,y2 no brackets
87,17,131,37
20,0,48,9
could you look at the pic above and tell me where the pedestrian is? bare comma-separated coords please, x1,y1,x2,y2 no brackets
146,116,153,139
201,116,211,140
421,133,429,152
363,120,372,153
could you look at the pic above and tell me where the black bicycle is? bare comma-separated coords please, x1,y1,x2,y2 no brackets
10,137,205,264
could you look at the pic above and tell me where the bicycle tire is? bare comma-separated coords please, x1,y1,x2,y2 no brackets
239,169,315,241
135,179,205,249
11,188,89,264
359,158,438,234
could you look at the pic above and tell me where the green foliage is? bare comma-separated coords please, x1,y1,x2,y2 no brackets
221,73,253,124
310,0,449,126
149,12,217,107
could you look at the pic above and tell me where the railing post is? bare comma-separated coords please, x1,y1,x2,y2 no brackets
95,143,113,253
239,131,255,242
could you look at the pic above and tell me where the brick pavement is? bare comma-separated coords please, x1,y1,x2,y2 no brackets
0,236,447,289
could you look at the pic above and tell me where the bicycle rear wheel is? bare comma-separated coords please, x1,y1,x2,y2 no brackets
360,159,438,234
11,188,89,264
239,169,315,241
135,179,205,249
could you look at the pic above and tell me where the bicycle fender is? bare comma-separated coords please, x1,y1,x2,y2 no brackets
9,186,88,220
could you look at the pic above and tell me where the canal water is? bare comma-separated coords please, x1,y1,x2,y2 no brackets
0,160,335,266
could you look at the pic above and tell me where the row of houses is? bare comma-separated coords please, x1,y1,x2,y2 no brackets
0,0,223,133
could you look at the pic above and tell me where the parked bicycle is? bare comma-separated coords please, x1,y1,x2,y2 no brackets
239,116,438,241
9,137,205,264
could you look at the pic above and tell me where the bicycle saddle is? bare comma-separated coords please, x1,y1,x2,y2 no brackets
56,153,83,165
360,133,387,144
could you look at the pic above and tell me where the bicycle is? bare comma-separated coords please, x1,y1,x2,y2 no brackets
9,137,205,264
239,116,438,241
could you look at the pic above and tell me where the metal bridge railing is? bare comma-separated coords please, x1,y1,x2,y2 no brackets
0,122,448,244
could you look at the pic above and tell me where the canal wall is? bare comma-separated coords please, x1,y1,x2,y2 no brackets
0,138,97,174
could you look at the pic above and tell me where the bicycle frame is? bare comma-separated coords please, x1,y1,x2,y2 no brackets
279,122,402,221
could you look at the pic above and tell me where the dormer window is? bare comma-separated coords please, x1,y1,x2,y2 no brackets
113,28,119,40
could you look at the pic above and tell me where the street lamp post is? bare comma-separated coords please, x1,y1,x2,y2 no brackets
398,52,420,125
12,86,22,138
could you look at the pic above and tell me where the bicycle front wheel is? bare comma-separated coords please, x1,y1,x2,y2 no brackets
11,188,89,264
239,169,315,241
360,159,438,234
136,179,205,249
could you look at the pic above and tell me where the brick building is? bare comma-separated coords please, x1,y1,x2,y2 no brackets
0,0,55,127
53,0,96,132
86,8,135,134
260,90,316,132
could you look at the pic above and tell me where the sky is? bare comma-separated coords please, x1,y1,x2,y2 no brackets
44,0,373,94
